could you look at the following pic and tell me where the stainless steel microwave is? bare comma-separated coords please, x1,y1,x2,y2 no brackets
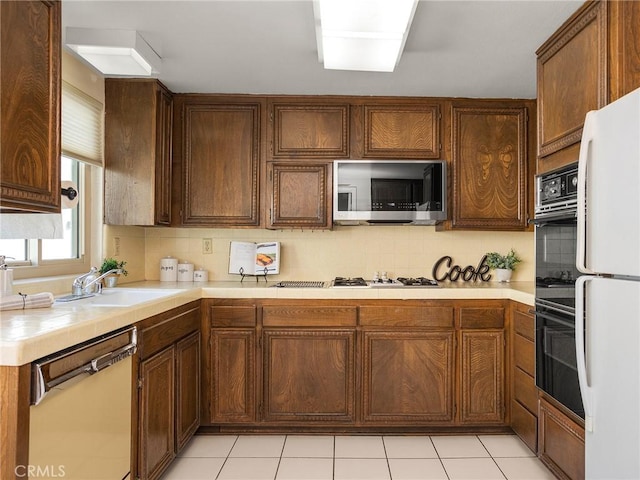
333,160,447,225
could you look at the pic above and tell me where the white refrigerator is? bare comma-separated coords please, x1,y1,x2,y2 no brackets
576,87,640,479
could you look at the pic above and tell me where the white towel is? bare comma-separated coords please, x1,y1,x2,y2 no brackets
0,292,54,311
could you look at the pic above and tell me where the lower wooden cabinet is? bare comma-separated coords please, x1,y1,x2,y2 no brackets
135,303,201,480
263,329,355,422
362,331,455,424
538,396,585,480
203,299,509,430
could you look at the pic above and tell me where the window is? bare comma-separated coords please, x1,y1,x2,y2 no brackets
0,82,103,279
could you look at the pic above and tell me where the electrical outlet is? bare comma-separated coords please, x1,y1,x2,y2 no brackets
114,237,121,257
203,238,213,254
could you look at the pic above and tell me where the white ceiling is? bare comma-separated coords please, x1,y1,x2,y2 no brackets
61,0,583,99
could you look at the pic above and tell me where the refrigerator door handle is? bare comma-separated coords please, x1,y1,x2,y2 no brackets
576,111,597,275
575,275,593,432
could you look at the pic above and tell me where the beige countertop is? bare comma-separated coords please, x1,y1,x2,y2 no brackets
0,280,534,366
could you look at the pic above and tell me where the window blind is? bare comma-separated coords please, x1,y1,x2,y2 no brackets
61,81,104,166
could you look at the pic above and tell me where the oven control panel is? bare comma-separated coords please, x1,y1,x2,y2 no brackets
535,164,578,215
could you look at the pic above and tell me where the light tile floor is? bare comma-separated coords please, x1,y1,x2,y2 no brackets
163,434,555,480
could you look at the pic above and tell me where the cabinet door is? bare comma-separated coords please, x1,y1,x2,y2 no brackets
175,331,200,452
363,104,441,159
105,79,173,225
267,162,331,229
181,101,261,226
210,329,256,423
263,329,355,423
270,103,349,158
609,1,640,102
362,331,454,424
451,105,528,230
536,1,606,174
460,330,505,424
139,346,175,480
0,0,61,213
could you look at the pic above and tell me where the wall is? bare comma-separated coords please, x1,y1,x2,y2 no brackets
106,226,534,284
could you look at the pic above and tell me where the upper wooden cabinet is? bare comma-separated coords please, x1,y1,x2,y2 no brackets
536,1,607,174
362,103,441,159
105,79,173,225
536,0,640,174
451,102,531,230
175,96,263,227
266,162,331,229
269,102,349,159
1,1,61,213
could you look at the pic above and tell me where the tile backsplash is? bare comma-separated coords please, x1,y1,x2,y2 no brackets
105,225,534,284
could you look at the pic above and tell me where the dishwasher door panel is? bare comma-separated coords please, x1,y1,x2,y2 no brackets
29,356,132,480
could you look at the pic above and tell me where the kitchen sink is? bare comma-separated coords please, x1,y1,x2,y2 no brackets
57,288,183,307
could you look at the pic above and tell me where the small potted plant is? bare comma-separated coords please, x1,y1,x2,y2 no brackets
485,249,521,282
99,257,128,287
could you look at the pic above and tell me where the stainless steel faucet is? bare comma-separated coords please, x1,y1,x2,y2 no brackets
72,267,123,296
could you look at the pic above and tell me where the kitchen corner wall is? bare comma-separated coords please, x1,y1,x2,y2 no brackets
104,225,534,283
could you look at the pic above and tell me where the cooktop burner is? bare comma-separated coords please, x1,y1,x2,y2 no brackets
396,277,439,287
332,277,368,287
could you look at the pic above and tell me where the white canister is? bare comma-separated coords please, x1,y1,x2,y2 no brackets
193,268,209,282
177,262,194,282
160,256,178,282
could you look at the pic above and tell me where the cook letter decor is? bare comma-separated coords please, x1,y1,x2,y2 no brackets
432,255,491,282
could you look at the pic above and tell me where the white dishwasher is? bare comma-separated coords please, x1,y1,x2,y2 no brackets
29,326,137,480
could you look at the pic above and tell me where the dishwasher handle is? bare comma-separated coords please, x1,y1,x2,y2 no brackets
32,326,137,405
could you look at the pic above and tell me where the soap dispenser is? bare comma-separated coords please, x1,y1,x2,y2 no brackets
0,256,13,296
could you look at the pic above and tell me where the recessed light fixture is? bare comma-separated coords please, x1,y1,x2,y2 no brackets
65,28,161,76
314,0,418,72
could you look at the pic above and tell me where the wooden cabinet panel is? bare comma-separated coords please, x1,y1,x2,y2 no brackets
138,306,200,360
359,306,454,328
363,104,441,159
536,1,606,173
263,329,355,422
511,399,537,452
460,330,504,424
179,99,261,226
513,308,535,341
452,105,528,230
514,367,537,415
459,307,505,329
538,397,585,480
105,79,173,225
514,334,535,377
176,332,200,452
210,305,257,328
267,162,331,229
210,329,256,423
609,1,640,101
362,331,454,423
1,0,61,213
262,305,357,327
139,346,175,480
271,103,349,158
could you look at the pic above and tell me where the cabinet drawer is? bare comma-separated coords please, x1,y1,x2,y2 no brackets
459,307,504,329
359,306,454,327
139,305,200,360
514,367,537,415
514,334,535,377
514,309,535,341
511,399,537,453
210,306,257,327
263,306,357,327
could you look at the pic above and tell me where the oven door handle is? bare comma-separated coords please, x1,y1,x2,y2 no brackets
575,275,593,431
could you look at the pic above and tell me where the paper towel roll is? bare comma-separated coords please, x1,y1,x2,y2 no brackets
0,269,13,296
160,256,178,282
177,262,194,282
193,268,208,282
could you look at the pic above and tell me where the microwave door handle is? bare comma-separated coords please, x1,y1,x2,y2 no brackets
575,275,593,432
576,111,596,275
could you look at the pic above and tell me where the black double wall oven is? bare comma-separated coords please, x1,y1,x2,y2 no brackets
533,163,584,419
